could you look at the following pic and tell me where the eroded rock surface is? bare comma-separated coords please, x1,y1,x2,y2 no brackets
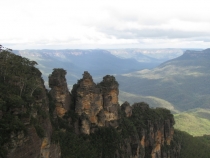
73,72,119,134
49,69,71,118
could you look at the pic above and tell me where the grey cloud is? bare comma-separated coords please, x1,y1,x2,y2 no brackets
98,26,210,40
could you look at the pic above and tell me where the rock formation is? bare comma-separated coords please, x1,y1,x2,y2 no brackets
49,69,71,118
99,75,119,127
69,71,180,158
120,103,180,158
72,71,119,134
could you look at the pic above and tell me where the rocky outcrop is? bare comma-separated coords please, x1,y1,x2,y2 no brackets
49,69,71,118
120,102,180,158
68,71,180,158
99,75,119,127
72,72,119,134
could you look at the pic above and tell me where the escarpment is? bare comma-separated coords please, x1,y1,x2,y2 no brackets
0,50,60,158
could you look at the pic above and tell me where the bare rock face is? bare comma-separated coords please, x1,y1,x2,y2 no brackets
73,72,119,134
73,71,103,134
99,75,120,127
49,69,71,118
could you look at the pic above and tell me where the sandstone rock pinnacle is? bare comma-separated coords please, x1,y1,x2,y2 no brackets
49,68,71,117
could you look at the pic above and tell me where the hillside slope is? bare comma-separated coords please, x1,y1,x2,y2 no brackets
174,108,210,136
119,91,178,113
117,49,210,111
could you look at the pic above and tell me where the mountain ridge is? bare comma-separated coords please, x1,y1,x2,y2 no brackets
117,48,210,111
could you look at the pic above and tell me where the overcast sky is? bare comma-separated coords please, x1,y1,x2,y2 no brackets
1,0,210,49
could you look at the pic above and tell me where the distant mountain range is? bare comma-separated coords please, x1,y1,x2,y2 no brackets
109,48,183,62
117,49,210,111
14,49,183,88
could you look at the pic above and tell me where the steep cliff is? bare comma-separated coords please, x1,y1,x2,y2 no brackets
0,50,60,158
49,68,71,118
120,102,181,158
71,71,119,134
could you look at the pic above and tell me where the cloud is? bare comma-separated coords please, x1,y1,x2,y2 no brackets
98,27,210,39
1,0,210,49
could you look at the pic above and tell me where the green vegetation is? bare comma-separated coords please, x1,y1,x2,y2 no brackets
174,130,210,158
0,47,47,156
119,90,178,113
174,108,210,136
117,50,210,112
50,102,176,158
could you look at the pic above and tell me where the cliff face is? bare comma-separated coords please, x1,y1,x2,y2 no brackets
0,50,61,158
72,71,119,134
119,103,180,158
49,69,71,118
4,78,61,158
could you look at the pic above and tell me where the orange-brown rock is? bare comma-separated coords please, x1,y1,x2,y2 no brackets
49,68,71,118
99,75,120,127
73,72,120,134
73,72,103,134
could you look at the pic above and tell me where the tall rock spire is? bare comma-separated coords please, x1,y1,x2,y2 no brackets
72,72,120,134
49,68,71,118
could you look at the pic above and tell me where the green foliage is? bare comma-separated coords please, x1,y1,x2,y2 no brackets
174,129,210,158
120,116,138,139
117,51,210,112
34,125,45,138
130,102,173,134
56,131,98,158
98,75,119,89
49,68,67,78
119,90,178,113
0,47,47,155
174,108,210,136
90,127,121,158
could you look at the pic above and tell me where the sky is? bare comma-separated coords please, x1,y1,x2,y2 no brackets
1,0,210,49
